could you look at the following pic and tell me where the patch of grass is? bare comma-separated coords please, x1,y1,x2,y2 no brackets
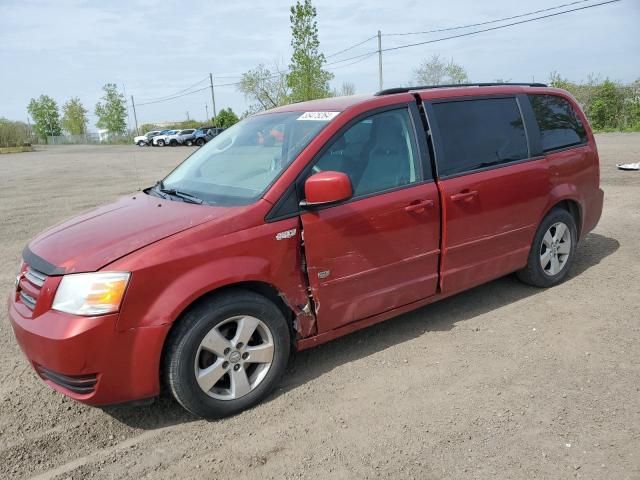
0,145,34,154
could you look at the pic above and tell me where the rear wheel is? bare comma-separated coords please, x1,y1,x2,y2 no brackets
164,290,290,418
170,140,178,147
185,139,193,146
195,138,205,146
137,140,146,147
517,208,577,288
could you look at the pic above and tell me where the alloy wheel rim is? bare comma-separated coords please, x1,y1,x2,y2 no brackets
540,221,571,276
194,315,274,401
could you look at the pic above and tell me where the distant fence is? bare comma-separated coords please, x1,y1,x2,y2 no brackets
45,133,133,145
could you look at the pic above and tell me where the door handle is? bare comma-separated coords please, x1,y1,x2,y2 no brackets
450,190,478,202
404,199,434,213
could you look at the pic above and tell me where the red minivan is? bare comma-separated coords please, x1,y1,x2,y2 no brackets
9,84,604,418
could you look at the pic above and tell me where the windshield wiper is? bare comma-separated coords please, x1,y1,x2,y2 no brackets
155,180,205,204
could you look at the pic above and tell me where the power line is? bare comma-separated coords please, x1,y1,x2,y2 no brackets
136,76,209,103
326,0,620,65
331,52,377,69
134,0,619,108
136,86,210,106
325,34,377,59
381,0,621,53
384,0,594,36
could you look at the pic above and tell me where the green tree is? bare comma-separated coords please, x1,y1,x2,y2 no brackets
0,118,31,147
238,64,290,113
61,97,88,135
214,108,239,128
27,95,61,141
286,0,333,103
95,83,127,135
413,55,469,85
589,80,625,130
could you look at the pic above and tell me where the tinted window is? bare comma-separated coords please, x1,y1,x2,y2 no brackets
432,97,528,176
529,94,587,152
312,108,420,197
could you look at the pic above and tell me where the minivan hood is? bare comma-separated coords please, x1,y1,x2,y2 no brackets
27,193,233,273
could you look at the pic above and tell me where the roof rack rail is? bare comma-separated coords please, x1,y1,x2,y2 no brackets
374,82,548,96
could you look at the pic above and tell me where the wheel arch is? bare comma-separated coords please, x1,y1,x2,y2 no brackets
158,280,299,392
541,185,584,241
543,198,583,241
161,279,298,356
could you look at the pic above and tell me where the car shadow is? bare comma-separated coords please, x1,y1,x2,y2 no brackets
104,232,618,429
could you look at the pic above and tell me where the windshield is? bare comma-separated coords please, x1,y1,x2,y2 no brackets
160,111,333,205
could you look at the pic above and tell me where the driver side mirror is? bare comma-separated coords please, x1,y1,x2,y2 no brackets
301,171,353,207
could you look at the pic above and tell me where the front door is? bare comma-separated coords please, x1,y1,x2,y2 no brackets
425,95,551,295
300,106,441,333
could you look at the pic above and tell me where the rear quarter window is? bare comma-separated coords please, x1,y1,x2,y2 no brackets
430,97,528,177
528,94,588,152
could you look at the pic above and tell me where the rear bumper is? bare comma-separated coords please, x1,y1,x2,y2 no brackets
8,299,169,406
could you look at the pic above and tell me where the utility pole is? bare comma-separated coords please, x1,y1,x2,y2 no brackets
205,104,209,122
130,95,139,136
186,111,190,121
209,73,217,121
377,30,383,91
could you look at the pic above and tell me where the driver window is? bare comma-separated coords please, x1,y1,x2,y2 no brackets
312,108,420,197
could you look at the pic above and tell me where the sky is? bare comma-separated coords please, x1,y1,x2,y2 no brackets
1,0,638,131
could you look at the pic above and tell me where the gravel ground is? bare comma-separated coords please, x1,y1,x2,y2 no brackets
0,135,639,480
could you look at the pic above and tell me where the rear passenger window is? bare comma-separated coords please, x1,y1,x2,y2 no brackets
529,95,588,152
431,98,528,177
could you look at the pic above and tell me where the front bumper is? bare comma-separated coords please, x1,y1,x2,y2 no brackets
8,299,170,406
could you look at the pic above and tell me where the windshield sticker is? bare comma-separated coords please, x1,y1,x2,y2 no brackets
297,111,340,121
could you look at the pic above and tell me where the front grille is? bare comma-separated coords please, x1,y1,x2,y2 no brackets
18,265,48,312
35,365,98,394
19,291,36,309
25,267,46,287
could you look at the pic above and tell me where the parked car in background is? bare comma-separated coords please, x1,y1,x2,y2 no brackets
193,127,213,146
194,127,225,146
177,129,197,146
157,129,197,147
133,130,161,147
152,130,179,147
8,83,604,419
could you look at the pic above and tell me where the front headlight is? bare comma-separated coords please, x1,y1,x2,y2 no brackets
52,272,131,316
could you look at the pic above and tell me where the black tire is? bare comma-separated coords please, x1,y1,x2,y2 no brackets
164,290,291,419
170,140,178,147
517,208,577,288
195,138,205,146
185,140,193,146
137,140,146,147
157,139,165,147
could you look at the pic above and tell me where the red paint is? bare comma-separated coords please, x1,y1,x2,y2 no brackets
304,171,353,205
8,85,604,406
301,182,441,332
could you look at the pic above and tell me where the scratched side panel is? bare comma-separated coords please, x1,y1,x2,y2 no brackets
301,183,441,333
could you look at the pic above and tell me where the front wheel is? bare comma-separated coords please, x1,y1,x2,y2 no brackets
185,140,193,146
137,140,146,147
195,138,205,146
164,290,291,419
517,208,577,288
157,139,165,147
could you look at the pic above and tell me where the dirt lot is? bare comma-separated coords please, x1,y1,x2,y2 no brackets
0,135,639,479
